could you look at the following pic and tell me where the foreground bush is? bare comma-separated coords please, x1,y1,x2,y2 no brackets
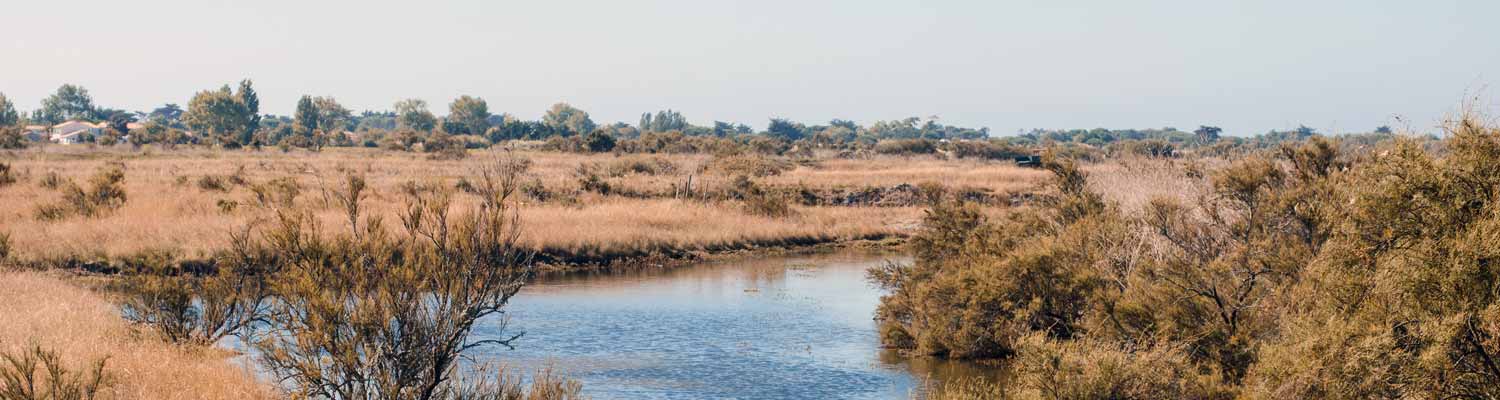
118,250,267,347
869,155,1111,358
0,345,109,400
876,114,1500,397
246,160,538,399
1007,334,1233,400
1245,117,1500,399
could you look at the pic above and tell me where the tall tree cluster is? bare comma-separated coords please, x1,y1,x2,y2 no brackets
183,80,259,147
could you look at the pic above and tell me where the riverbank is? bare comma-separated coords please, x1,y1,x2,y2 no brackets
0,270,272,399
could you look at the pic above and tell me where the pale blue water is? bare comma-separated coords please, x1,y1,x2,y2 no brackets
471,251,988,400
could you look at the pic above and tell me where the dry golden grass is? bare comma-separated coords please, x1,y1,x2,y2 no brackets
0,270,271,399
0,147,1039,264
523,199,918,257
768,155,1050,194
1083,156,1211,212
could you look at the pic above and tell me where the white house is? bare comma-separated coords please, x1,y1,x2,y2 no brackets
50,120,105,144
21,125,49,141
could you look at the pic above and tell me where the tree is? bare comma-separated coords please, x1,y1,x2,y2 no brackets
292,95,319,140
184,85,254,147
37,84,96,124
106,111,137,135
446,96,491,135
767,118,806,141
237,80,261,145
1194,125,1222,144
149,104,184,126
394,99,437,132
640,109,688,133
0,92,18,127
542,103,595,136
313,97,351,135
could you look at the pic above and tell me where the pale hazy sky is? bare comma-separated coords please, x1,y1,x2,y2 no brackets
3,0,1498,136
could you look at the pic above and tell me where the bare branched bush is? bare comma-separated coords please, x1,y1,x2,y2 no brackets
247,156,536,399
117,249,269,347
0,345,109,400
446,365,586,400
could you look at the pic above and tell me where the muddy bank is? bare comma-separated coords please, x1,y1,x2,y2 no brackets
531,233,908,276
17,232,909,278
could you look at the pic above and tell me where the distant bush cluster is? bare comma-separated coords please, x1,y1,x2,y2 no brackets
873,115,1500,398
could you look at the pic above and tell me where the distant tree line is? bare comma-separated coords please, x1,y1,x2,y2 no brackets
0,82,1408,156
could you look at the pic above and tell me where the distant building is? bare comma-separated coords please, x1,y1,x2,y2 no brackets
21,125,49,141
50,120,106,144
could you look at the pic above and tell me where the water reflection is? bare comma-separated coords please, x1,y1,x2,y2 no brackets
472,250,1002,399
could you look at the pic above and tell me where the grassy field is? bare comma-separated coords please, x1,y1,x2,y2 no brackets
0,146,1047,270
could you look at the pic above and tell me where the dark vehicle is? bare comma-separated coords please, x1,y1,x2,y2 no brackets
1014,155,1042,168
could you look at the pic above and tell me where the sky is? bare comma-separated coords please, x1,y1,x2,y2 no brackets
3,0,1499,136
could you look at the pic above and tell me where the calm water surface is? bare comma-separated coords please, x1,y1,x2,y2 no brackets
472,251,999,400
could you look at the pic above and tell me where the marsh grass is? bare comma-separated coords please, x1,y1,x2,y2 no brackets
0,149,1030,266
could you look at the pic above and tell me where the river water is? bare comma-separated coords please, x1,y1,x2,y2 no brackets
472,250,1000,399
